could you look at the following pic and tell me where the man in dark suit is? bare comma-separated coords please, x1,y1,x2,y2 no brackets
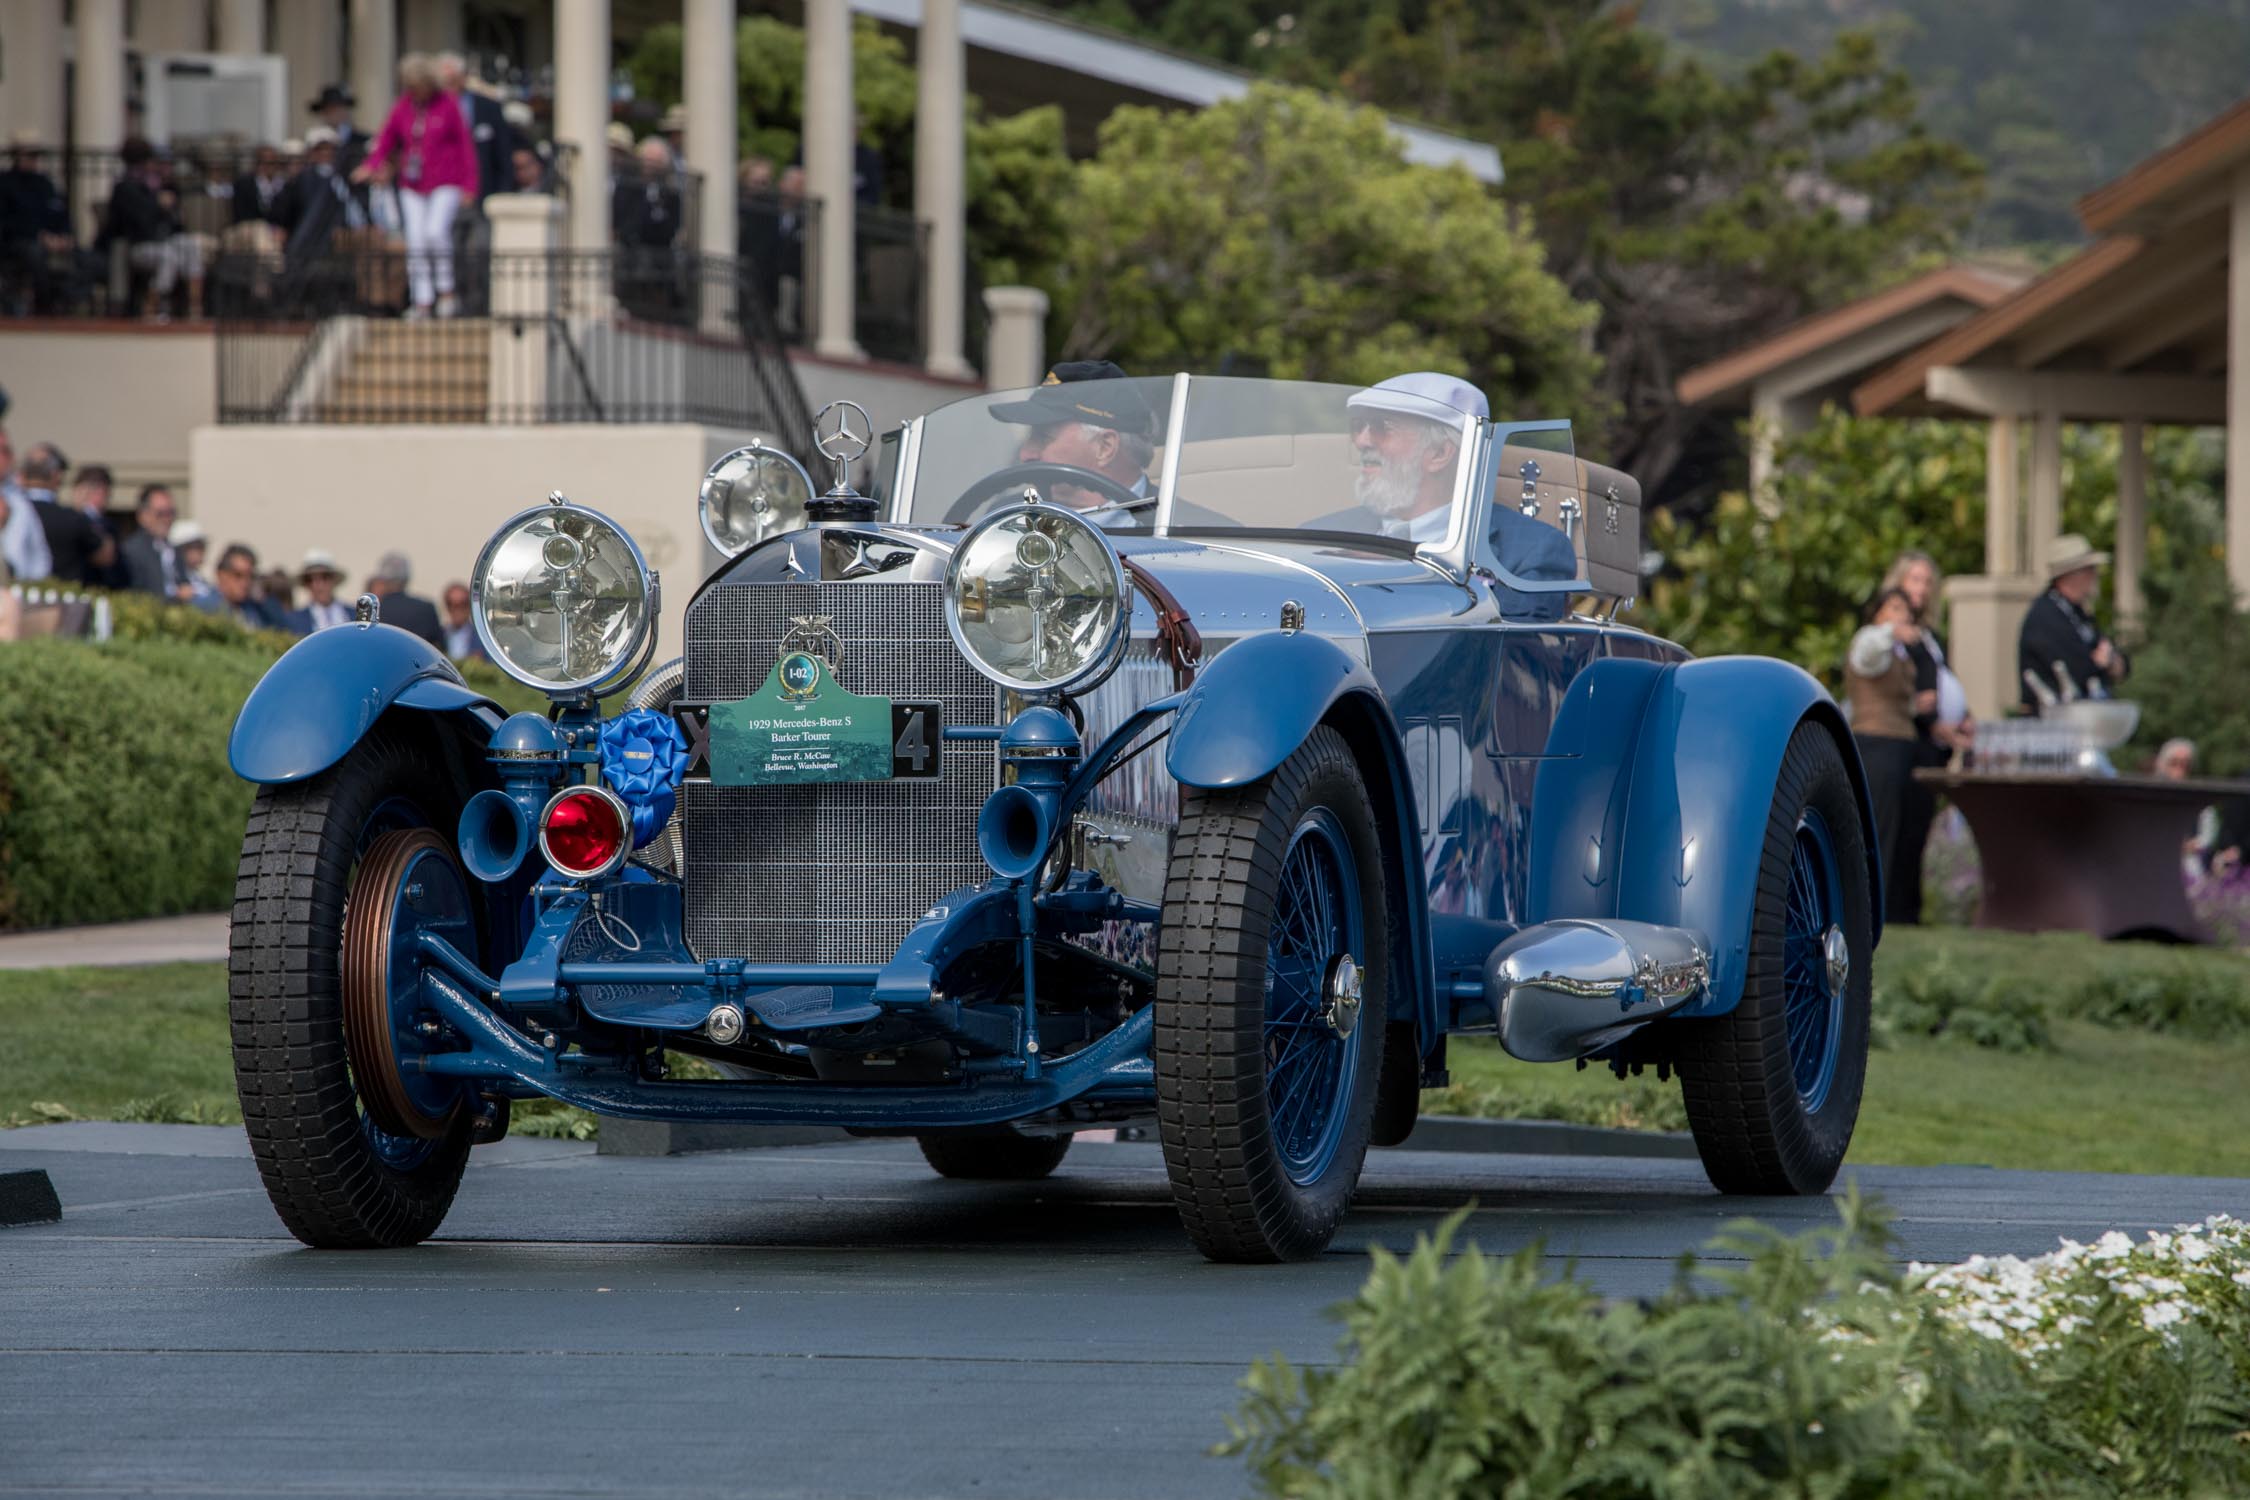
307,86,369,177
231,145,290,226
21,444,113,586
119,484,179,596
2018,533,2129,709
368,550,446,652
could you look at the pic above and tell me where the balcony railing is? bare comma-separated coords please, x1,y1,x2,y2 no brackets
737,193,934,367
0,142,581,319
213,246,818,461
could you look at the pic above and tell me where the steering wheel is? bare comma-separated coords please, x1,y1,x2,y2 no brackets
941,463,1148,527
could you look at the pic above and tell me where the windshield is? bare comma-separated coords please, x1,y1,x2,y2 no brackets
899,375,1481,546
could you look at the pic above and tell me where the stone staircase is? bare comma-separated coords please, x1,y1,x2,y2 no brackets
309,320,489,424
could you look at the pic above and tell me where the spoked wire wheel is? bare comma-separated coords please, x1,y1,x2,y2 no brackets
1156,726,1389,1262
229,728,477,1247
1263,809,1367,1188
1677,723,1873,1196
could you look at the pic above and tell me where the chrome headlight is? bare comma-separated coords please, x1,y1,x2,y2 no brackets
700,441,814,556
944,502,1129,695
472,499,657,697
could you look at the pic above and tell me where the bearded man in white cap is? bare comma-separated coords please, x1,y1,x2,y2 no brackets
2018,533,2129,709
1339,372,1577,619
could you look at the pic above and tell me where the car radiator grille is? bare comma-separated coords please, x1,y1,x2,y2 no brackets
681,580,1000,965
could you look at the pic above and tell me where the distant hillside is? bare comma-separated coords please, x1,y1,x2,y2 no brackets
1639,0,2250,245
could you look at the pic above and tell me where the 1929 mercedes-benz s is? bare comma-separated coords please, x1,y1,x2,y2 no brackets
225,370,1881,1262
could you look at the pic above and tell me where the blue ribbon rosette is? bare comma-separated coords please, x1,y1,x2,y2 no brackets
598,708,691,850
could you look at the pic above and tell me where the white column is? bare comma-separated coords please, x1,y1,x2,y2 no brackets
2229,166,2250,602
2116,420,2148,632
552,0,610,255
982,286,1048,390
277,0,344,126
486,194,560,420
684,0,736,264
1748,385,1783,505
2027,407,2063,573
804,0,862,361
916,0,973,380
349,0,399,150
73,0,127,151
1,0,67,143
1985,413,2020,576
215,0,264,55
133,0,209,54
402,0,463,55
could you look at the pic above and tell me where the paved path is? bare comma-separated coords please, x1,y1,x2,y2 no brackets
1,1124,2245,1499
0,913,228,971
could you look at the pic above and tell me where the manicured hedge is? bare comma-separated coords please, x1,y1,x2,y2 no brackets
0,637,268,930
0,617,541,931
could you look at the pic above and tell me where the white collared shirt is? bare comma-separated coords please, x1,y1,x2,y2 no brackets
308,599,352,631
1380,504,1451,545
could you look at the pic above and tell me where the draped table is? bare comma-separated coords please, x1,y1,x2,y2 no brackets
1914,770,2242,944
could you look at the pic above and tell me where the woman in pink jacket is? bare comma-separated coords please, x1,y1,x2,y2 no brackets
352,52,478,318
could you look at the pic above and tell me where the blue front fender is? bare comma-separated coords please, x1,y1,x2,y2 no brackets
1165,630,1377,789
1524,655,1881,1015
228,622,500,785
1161,631,1439,1057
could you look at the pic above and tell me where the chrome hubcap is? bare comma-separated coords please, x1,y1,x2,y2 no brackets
1822,924,1849,996
1321,953,1364,1039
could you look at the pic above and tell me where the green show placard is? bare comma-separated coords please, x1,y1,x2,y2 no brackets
706,652,896,786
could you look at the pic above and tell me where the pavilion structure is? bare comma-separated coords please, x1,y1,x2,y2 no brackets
1851,96,2250,720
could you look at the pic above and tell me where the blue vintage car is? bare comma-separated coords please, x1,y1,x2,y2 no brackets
225,373,1879,1262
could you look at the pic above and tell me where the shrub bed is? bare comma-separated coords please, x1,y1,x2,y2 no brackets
1875,927,2250,1051
1223,1195,2250,1498
0,618,540,931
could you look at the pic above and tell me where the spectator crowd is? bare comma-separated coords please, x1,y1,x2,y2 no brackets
1,55,578,323
0,390,480,661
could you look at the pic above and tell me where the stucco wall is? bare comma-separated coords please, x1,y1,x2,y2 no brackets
787,350,982,439
0,325,216,503
190,423,753,659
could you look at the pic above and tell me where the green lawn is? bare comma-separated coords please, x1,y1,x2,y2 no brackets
5,929,2248,1177
1439,1021,2250,1177
0,963,237,1126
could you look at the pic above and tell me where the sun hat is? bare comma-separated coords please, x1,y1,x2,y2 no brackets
606,121,636,151
297,547,343,580
303,126,338,149
2045,533,2110,580
168,519,208,548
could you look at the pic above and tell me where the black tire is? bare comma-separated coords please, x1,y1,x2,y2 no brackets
916,1131,1072,1180
1675,723,1874,1195
228,725,474,1248
1368,1022,1422,1148
1155,726,1389,1263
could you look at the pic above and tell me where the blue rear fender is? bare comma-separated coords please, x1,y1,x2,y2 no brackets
228,622,501,785
1523,655,1881,1015
1162,630,1440,1057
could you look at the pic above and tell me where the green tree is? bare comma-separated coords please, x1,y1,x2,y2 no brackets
1039,1,1982,499
1052,85,1599,417
1640,407,2225,700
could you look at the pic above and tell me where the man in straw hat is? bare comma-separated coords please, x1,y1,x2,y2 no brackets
2018,532,2129,709
284,548,351,634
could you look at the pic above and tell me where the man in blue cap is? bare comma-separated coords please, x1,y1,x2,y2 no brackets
987,360,1160,526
